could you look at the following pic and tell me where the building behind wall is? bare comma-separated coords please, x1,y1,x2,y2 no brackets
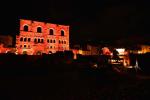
71,44,101,59
16,19,69,55
0,35,13,47
127,44,150,54
0,35,15,53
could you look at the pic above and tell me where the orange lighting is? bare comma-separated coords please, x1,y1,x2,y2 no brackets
16,19,70,55
102,47,111,55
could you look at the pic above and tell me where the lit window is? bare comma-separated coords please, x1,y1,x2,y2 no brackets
20,37,23,41
61,30,65,36
37,27,42,33
49,29,54,35
24,25,28,31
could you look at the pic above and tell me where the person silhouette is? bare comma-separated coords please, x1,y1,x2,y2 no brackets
112,49,120,62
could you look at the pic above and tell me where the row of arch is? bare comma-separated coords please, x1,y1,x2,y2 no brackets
20,44,30,48
47,39,55,43
48,46,55,49
59,40,66,44
20,44,66,50
23,25,65,36
20,37,44,43
34,38,44,43
20,37,31,42
47,39,66,44
47,46,66,49
20,37,67,44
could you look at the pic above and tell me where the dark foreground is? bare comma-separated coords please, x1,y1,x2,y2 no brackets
0,54,150,100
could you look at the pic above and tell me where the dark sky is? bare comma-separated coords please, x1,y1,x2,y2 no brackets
0,0,150,43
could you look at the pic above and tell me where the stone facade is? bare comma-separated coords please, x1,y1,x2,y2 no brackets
16,19,69,55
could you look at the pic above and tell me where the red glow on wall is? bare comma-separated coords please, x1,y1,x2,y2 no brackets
16,19,70,55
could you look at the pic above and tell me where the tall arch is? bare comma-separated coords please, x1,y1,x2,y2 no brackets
37,27,42,33
23,25,28,31
61,30,65,36
49,29,54,35
20,37,23,41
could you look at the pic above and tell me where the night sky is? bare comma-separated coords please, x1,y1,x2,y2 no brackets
0,0,150,43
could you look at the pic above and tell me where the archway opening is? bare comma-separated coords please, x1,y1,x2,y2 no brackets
49,51,52,54
23,51,27,55
36,51,42,55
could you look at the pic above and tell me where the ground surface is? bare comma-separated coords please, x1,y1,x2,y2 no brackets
0,63,150,100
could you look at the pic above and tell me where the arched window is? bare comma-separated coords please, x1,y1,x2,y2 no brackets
38,39,40,43
61,30,65,36
24,45,26,48
59,40,61,44
28,38,31,42
47,39,49,43
50,40,52,43
61,41,63,44
24,25,28,31
20,37,23,41
37,27,42,33
53,40,55,43
49,29,54,35
41,39,44,43
34,38,37,43
64,41,66,44
24,38,26,42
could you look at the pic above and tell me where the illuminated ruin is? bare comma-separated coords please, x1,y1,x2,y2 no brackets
16,19,69,55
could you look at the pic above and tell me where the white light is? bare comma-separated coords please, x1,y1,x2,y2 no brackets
79,50,83,54
138,51,142,54
116,48,125,55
